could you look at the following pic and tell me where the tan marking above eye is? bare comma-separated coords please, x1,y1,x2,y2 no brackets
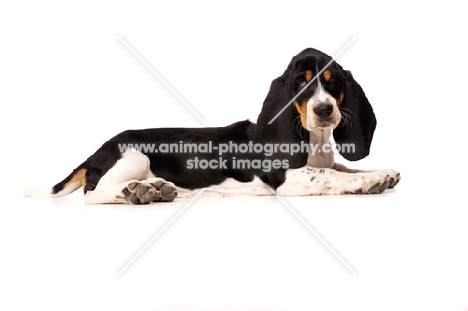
324,70,332,82
305,70,312,82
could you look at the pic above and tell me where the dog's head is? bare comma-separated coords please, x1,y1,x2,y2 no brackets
256,48,377,162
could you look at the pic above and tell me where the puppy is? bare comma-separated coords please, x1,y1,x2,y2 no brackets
23,48,400,204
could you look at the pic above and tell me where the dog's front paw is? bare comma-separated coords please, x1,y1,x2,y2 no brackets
360,172,391,194
377,169,401,189
346,172,391,194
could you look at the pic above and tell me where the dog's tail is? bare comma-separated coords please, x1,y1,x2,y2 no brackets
23,161,87,197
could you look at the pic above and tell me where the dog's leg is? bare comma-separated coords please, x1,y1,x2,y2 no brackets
84,151,177,204
277,167,395,196
332,163,401,188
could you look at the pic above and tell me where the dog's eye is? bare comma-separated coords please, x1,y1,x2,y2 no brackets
329,78,335,84
298,80,306,88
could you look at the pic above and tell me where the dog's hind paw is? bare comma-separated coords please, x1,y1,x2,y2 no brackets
122,180,177,204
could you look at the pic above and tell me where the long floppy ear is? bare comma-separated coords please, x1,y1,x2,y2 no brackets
333,70,377,161
255,72,310,168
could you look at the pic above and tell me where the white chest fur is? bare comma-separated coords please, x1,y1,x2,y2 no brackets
306,129,335,169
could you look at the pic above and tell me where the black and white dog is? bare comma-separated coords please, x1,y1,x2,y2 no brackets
24,48,400,204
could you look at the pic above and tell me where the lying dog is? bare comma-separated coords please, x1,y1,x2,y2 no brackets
23,48,400,204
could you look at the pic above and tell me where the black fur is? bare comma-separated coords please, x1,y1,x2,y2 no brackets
87,121,259,191
333,70,377,161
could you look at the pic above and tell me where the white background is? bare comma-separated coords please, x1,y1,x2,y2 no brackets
1,1,468,310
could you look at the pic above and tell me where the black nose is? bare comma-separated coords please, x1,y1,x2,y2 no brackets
313,104,333,119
